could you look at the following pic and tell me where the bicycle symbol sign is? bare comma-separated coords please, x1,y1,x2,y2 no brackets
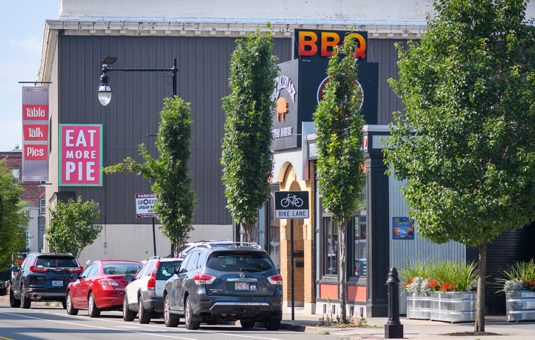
274,191,309,219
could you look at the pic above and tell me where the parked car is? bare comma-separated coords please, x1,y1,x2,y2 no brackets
163,243,282,330
123,256,183,323
65,260,141,317
10,252,83,309
177,240,233,258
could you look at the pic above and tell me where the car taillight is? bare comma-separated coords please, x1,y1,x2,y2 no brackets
194,274,216,285
267,274,283,285
98,278,118,286
68,268,83,274
29,266,47,273
147,261,159,289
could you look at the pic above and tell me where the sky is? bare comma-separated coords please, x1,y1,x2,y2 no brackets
0,0,61,151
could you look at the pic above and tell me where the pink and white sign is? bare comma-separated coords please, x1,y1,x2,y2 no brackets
22,86,49,182
59,124,103,186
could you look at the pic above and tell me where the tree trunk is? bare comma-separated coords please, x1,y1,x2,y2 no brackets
338,219,347,323
475,240,487,333
173,242,179,258
242,223,258,244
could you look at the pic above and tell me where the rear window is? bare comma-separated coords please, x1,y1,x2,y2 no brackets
207,251,274,272
103,263,141,275
156,261,182,280
36,256,78,268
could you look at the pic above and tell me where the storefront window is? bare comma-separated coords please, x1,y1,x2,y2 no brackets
323,216,338,275
353,215,367,276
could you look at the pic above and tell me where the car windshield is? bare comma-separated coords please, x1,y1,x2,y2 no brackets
156,261,182,280
103,263,141,275
35,257,78,268
207,251,274,272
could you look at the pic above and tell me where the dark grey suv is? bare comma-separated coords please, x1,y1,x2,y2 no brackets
163,243,282,330
10,252,83,309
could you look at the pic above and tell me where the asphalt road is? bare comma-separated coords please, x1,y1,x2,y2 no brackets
0,304,337,340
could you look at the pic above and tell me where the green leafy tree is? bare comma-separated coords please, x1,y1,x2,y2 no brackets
313,37,366,323
47,196,103,257
0,159,29,269
221,29,278,242
105,96,195,255
386,0,535,333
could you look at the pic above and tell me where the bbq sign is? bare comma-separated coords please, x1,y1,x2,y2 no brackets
274,191,309,219
59,124,103,186
294,29,367,61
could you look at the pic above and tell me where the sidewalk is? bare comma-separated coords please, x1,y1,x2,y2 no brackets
281,307,535,339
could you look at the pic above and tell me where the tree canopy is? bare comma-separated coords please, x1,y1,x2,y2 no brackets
47,196,102,257
313,37,366,323
105,96,195,253
221,29,278,242
0,159,29,269
386,0,535,332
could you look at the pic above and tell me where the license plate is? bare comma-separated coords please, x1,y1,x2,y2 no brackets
52,280,63,287
235,282,249,290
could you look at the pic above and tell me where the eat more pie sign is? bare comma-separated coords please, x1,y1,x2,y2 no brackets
59,124,103,186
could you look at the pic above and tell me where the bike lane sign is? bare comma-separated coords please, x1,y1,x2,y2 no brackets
274,191,309,219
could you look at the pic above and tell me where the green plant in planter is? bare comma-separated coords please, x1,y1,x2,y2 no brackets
497,259,535,293
401,260,478,292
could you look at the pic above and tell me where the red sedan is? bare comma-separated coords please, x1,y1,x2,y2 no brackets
65,260,141,317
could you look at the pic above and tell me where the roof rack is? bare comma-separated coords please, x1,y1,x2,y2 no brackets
196,242,262,250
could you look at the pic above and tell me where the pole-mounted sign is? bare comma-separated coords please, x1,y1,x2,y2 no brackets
274,191,309,219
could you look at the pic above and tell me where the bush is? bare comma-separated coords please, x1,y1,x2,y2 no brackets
400,260,478,292
497,259,535,293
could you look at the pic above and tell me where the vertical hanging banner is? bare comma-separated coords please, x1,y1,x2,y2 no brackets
59,124,103,186
22,87,49,181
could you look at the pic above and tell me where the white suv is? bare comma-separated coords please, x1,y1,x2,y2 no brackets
123,257,182,323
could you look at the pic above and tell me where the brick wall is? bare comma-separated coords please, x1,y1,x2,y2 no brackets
0,151,45,207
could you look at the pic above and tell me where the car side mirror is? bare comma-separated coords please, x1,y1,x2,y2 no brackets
124,274,133,282
10,266,19,272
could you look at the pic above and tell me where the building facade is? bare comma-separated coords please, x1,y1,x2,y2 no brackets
38,0,535,315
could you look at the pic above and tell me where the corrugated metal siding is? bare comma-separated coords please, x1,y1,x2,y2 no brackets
58,35,292,225
388,175,466,313
367,39,407,125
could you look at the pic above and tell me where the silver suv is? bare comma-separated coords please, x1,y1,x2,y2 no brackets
123,257,182,323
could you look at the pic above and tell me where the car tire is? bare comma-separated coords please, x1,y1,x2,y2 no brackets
123,295,136,321
138,297,151,324
66,291,78,315
21,287,31,309
265,316,281,331
240,319,255,329
61,300,67,309
88,292,100,317
164,294,179,327
184,296,200,330
9,289,21,308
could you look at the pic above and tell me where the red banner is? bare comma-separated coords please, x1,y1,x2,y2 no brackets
23,124,48,141
59,124,103,186
24,145,47,161
22,104,49,120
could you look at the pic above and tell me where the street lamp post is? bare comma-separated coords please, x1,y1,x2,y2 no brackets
96,56,179,257
97,56,178,106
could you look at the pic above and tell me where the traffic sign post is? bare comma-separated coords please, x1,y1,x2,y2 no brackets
135,194,158,256
274,191,309,321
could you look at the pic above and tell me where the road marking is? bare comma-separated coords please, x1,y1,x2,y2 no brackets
8,312,197,340
0,336,15,340
11,309,284,340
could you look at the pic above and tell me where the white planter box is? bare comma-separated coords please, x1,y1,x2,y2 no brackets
406,292,430,320
430,291,476,323
506,290,535,322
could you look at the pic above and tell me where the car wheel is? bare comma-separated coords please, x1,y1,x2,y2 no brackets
9,289,21,308
184,296,200,330
61,300,67,309
138,297,151,324
66,291,78,315
164,294,179,327
88,292,100,317
265,316,281,331
240,319,255,329
123,295,136,321
21,287,31,309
